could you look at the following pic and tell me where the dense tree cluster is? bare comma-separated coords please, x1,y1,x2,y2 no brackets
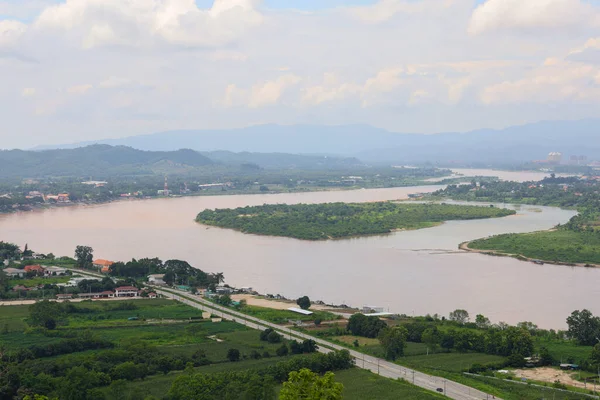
107,257,224,288
566,309,600,346
168,350,352,400
196,202,515,240
0,241,20,261
347,314,388,338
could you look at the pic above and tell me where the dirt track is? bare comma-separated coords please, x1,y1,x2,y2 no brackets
513,367,594,389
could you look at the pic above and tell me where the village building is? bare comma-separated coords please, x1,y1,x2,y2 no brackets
24,265,45,275
78,291,115,299
43,266,68,276
115,286,139,297
3,267,26,278
147,274,166,285
93,259,114,272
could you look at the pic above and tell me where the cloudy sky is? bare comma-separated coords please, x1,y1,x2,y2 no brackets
2,0,600,148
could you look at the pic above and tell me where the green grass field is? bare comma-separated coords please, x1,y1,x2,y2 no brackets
401,353,506,373
240,304,339,324
450,374,596,400
334,368,445,400
8,276,71,287
535,338,594,363
0,304,30,332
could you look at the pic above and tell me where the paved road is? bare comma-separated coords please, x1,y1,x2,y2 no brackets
155,287,499,400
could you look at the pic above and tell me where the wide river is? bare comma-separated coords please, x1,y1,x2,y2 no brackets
0,170,596,329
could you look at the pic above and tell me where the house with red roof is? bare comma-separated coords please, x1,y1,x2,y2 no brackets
24,265,45,275
93,259,114,272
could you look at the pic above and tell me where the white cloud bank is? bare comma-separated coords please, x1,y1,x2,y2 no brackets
34,0,264,48
469,0,600,34
1,0,600,147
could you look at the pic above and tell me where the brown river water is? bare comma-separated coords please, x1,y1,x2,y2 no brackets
0,170,594,328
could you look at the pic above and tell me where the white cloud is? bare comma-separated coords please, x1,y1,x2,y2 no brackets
223,74,301,108
21,87,36,97
249,74,301,108
0,20,27,48
481,59,600,104
208,50,248,62
67,84,93,95
348,0,461,23
469,0,600,35
34,0,264,49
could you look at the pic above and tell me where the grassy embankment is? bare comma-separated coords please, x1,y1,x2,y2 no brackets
196,202,515,240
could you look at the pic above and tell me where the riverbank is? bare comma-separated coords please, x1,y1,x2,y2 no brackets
459,237,600,269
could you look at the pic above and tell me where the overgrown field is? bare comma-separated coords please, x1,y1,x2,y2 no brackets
196,202,515,240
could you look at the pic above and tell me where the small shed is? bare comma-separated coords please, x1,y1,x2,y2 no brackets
287,307,313,316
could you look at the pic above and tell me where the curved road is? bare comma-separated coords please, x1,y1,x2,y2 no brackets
155,287,499,400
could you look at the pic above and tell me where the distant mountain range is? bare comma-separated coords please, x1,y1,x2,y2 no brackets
0,145,363,179
32,119,600,164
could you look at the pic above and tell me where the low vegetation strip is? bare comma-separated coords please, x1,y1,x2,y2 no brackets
468,230,600,265
196,202,515,240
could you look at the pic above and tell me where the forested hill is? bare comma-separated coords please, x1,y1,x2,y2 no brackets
0,145,213,178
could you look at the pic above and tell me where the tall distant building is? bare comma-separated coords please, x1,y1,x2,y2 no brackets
548,152,562,164
569,155,588,165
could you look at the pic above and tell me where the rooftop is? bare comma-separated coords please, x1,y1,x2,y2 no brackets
287,307,313,315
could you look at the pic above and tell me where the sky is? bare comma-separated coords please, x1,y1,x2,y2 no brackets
1,0,600,148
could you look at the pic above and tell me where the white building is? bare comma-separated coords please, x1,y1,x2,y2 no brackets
147,274,166,285
66,277,98,287
44,266,68,276
3,268,25,278
115,286,139,297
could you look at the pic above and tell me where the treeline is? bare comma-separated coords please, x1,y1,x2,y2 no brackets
346,312,533,363
73,245,224,288
196,202,515,240
108,258,224,287
435,177,600,231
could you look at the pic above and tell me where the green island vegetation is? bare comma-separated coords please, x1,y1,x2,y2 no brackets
0,144,450,214
195,202,515,240
433,175,600,264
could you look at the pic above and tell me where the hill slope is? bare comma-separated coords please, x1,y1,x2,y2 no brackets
0,145,213,178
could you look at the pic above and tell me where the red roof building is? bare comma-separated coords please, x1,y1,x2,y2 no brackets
93,259,114,271
24,265,45,274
